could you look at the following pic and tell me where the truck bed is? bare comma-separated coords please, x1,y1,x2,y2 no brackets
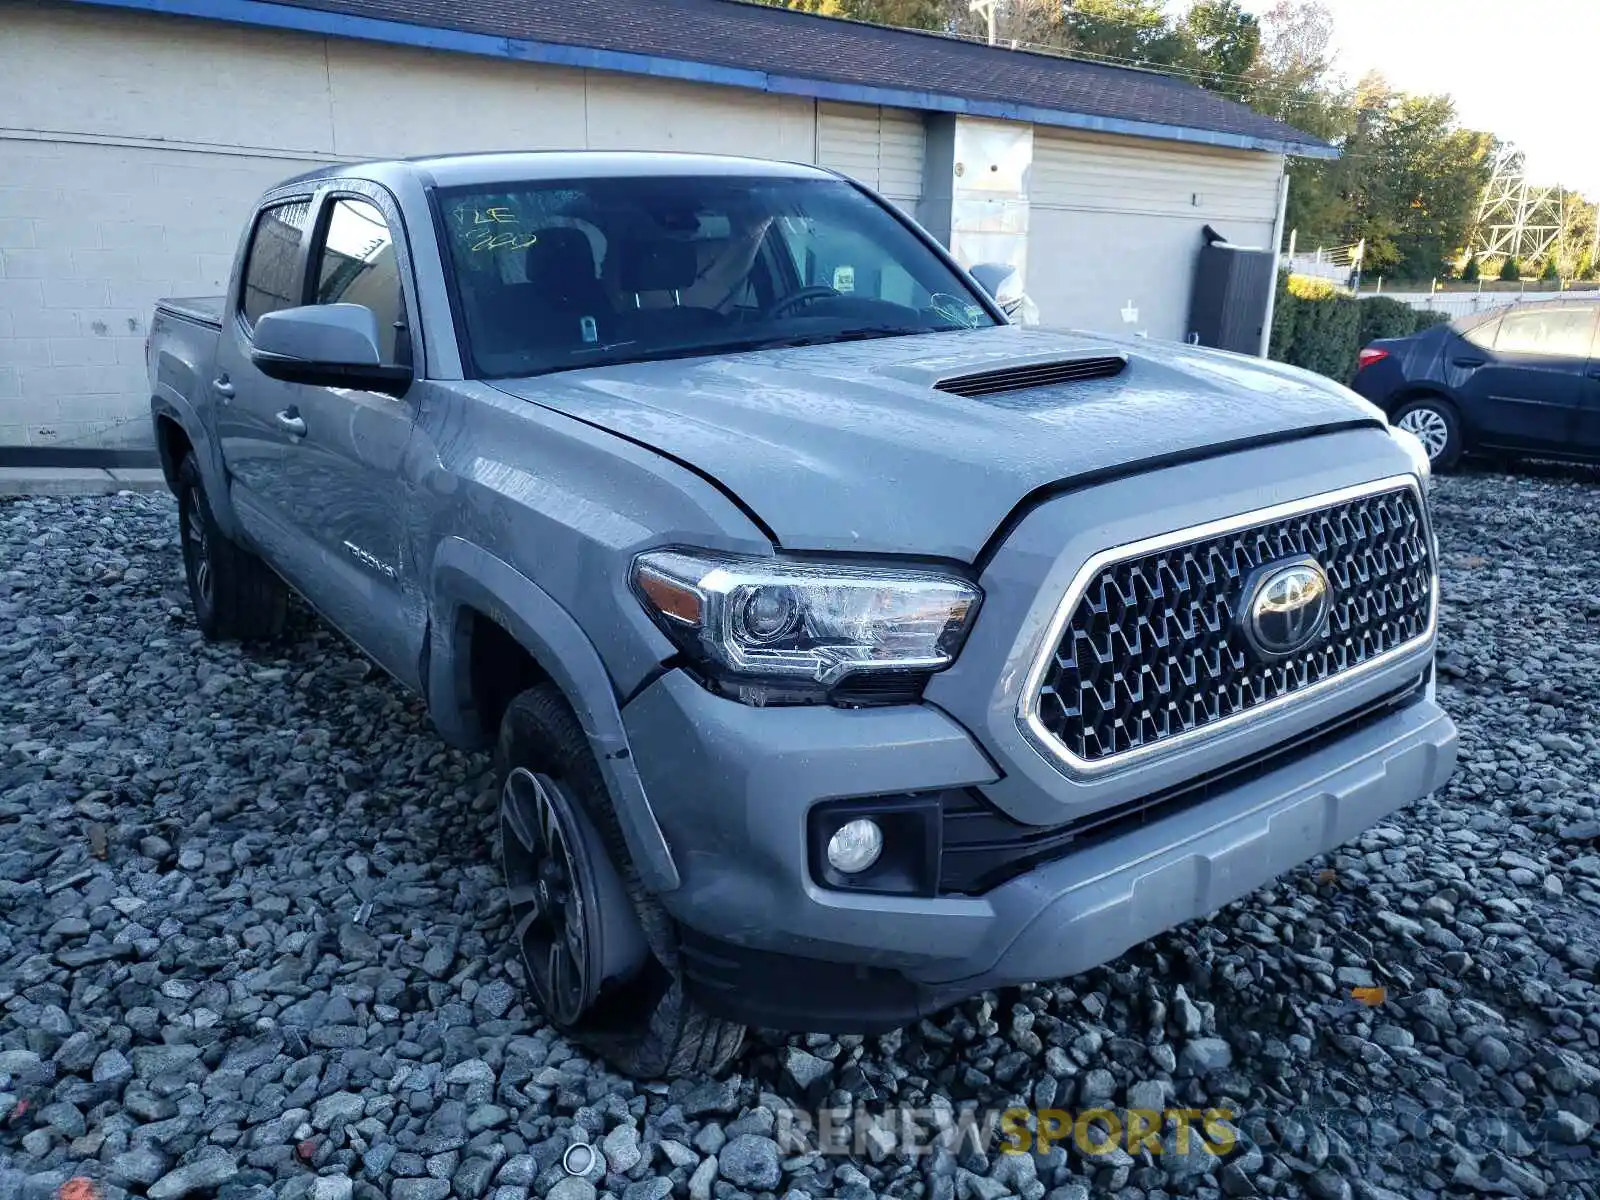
155,296,224,328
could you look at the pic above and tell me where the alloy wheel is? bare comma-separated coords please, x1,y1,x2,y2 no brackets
184,486,214,608
500,767,598,1026
1397,407,1450,462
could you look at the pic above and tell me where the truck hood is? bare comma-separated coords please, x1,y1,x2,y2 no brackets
492,326,1385,562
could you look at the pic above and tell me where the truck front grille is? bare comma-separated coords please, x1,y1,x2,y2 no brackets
1023,479,1434,773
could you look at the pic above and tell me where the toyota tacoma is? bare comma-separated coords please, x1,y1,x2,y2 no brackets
146,152,1457,1077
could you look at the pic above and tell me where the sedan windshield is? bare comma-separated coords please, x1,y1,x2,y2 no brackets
433,174,999,378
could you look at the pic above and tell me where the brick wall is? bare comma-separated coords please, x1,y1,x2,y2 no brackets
0,1,826,448
0,141,324,447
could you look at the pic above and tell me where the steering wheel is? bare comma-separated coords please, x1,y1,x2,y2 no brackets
765,285,842,320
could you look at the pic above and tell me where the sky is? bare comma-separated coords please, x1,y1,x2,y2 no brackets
1242,0,1600,196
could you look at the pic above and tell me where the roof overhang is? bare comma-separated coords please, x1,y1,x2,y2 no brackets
65,0,1341,159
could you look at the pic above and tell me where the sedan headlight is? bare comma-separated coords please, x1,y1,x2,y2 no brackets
632,550,981,705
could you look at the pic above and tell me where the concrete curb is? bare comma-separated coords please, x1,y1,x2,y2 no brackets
0,467,169,497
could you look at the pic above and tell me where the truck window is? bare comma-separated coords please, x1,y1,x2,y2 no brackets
433,175,995,379
241,200,312,330
313,197,406,364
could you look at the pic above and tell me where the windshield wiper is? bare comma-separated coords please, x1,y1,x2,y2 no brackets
502,325,964,379
734,325,935,353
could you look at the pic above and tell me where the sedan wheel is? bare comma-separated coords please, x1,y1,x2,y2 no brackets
1397,407,1449,460
1392,398,1462,470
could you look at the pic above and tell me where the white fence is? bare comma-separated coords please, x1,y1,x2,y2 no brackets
1371,290,1591,320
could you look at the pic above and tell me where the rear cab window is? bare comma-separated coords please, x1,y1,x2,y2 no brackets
240,199,312,330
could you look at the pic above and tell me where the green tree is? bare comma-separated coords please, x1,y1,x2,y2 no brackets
1540,257,1560,281
1182,1,1261,93
1461,254,1479,282
1553,193,1598,280
1320,76,1493,279
1057,0,1191,65
1499,257,1521,281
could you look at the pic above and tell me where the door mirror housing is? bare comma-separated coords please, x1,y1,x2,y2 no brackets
250,304,411,396
967,262,1014,301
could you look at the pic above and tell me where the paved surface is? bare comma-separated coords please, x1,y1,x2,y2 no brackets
3,466,1600,1200
0,468,167,497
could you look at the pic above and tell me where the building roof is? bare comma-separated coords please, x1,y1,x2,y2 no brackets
73,0,1336,157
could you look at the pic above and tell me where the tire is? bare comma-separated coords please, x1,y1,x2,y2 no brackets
176,452,287,641
495,683,746,1078
1391,396,1463,471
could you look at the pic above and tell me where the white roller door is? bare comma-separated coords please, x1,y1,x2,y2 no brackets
816,102,925,213
1028,128,1283,340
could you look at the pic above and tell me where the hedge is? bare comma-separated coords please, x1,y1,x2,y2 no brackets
1268,273,1453,383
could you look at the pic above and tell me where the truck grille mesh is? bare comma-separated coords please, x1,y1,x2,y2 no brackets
1032,486,1433,767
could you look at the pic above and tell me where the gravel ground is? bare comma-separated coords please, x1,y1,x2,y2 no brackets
3,465,1600,1200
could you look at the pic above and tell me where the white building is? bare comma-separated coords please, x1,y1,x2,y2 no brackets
0,0,1330,452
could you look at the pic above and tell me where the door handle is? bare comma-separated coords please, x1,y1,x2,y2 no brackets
1588,367,1600,380
1451,357,1485,369
212,377,234,398
275,409,307,438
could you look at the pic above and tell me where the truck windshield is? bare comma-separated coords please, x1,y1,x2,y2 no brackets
433,175,999,378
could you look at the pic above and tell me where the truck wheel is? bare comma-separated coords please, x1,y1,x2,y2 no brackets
495,684,747,1078
177,452,287,641
1392,396,1463,471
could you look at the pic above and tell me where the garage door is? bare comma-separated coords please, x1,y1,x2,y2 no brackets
816,103,925,214
1028,128,1283,340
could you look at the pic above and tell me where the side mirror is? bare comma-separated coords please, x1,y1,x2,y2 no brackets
250,304,411,396
967,262,1014,301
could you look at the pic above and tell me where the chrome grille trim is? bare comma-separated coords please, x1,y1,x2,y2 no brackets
1017,474,1436,779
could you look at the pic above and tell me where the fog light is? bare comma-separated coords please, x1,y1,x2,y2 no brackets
826,819,883,874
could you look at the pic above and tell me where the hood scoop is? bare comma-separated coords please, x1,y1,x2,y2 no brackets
935,353,1127,398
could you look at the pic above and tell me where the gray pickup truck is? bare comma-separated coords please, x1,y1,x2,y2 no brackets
147,151,1456,1078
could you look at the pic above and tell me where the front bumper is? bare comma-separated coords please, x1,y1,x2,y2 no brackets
623,668,1457,1030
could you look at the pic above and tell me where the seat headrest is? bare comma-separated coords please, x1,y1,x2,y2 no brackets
524,228,597,285
619,237,699,294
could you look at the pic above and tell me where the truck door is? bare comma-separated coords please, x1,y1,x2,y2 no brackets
219,184,428,688
214,196,317,550
285,187,428,686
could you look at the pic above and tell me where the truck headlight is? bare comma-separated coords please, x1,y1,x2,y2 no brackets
632,550,981,705
1390,424,1431,495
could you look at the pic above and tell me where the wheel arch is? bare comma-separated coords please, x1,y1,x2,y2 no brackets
428,536,680,893
149,392,244,540
1389,385,1466,427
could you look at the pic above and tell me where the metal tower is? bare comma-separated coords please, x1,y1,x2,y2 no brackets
1470,148,1562,263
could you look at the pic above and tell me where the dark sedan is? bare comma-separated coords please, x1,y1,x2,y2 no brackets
1352,300,1600,469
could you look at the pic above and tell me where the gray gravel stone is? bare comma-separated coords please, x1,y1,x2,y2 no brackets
718,1135,781,1190
6,476,1600,1200
107,1147,169,1187
311,1177,354,1200
146,1154,239,1198
390,1181,451,1200
602,1122,642,1174
1178,1037,1233,1075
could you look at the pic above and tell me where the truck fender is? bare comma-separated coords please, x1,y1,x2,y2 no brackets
427,536,681,893
150,390,244,541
